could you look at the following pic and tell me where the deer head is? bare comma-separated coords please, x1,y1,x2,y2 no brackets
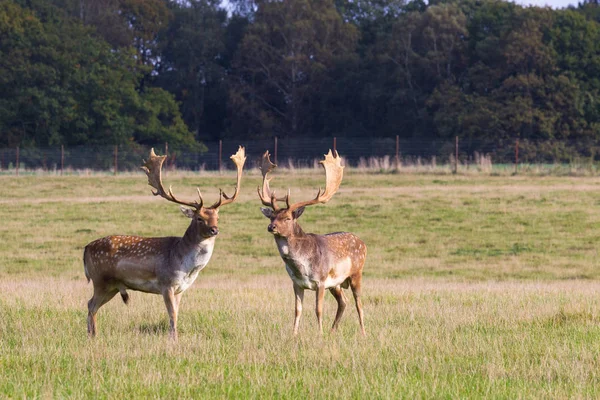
143,146,246,238
258,149,344,238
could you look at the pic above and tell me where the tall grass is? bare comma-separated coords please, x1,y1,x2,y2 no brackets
4,156,600,176
1,173,600,397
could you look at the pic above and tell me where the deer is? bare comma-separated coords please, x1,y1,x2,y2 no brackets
258,150,366,336
83,146,246,339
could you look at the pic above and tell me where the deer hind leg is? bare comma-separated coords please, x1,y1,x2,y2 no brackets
293,284,304,336
87,285,118,337
315,284,325,334
329,285,347,333
350,273,366,336
162,288,180,340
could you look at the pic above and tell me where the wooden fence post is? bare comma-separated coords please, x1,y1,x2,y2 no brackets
16,146,19,176
454,136,458,174
515,139,519,174
61,145,64,176
395,135,400,169
333,137,337,153
164,142,169,175
113,145,118,176
218,139,222,172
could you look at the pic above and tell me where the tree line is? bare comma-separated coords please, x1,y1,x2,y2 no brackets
1,0,600,160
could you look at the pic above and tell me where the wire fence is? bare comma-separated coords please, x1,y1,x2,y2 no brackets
1,136,600,175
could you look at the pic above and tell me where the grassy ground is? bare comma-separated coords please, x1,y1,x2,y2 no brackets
1,171,600,398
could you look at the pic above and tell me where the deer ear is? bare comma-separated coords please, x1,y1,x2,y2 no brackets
260,207,273,218
292,207,305,220
180,206,196,219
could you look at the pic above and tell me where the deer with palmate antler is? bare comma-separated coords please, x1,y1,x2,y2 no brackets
83,146,246,339
259,150,366,336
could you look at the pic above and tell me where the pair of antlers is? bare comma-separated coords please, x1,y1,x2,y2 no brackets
258,149,344,212
142,146,246,212
141,146,342,213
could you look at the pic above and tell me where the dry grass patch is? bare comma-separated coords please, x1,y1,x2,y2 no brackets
2,277,600,397
2,173,600,397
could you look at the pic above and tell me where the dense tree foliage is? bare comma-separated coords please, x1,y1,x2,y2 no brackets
1,0,600,159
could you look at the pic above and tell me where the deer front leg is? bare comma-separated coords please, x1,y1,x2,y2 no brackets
293,283,304,335
315,284,325,334
162,287,179,340
175,292,183,309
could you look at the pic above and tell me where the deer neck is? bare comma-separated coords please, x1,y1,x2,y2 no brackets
175,221,216,271
274,223,308,260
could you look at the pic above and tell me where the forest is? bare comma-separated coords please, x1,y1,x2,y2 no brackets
1,0,600,159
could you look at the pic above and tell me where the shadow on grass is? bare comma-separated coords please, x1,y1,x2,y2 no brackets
137,320,170,335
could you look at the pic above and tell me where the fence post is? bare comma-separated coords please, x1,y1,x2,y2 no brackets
515,139,519,174
333,137,337,153
218,139,222,172
61,145,64,176
274,136,278,165
454,136,458,174
164,142,169,175
16,146,19,176
113,145,118,176
395,135,400,169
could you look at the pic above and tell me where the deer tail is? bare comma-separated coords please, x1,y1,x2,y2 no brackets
83,246,91,283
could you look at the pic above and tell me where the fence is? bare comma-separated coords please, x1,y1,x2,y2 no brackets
1,136,599,175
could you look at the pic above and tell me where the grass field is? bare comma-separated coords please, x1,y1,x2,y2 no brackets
1,170,600,398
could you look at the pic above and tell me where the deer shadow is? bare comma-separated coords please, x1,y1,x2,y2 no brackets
136,320,170,335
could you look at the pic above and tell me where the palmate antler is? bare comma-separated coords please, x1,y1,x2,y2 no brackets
212,146,246,208
258,150,283,211
143,146,246,211
258,149,344,212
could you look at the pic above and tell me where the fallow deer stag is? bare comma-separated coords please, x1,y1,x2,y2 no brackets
258,150,366,335
83,146,246,339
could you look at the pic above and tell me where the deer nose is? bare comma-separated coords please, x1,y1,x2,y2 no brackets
268,224,275,233
209,227,219,236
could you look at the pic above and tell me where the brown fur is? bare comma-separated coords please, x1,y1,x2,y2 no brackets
84,206,221,340
262,207,367,335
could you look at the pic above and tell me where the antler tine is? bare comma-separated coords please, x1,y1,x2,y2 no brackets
257,150,280,210
141,148,202,210
287,150,344,212
210,146,246,209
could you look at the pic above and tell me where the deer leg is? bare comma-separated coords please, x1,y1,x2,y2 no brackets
174,292,183,309
87,286,118,337
293,284,304,335
162,288,179,340
315,284,325,334
350,274,366,336
329,286,347,333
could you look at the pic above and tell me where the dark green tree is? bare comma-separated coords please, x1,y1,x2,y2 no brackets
229,0,359,138
154,1,232,141
0,1,197,150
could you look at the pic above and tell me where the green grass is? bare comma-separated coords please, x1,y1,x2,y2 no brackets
1,172,600,398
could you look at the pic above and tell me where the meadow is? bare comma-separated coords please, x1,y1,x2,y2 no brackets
1,168,600,398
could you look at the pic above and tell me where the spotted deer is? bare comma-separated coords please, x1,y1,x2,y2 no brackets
258,150,366,335
83,146,246,339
